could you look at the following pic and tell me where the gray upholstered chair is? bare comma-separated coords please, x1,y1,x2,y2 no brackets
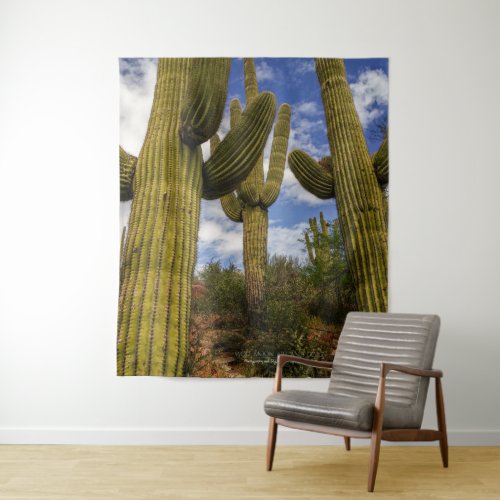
264,312,448,492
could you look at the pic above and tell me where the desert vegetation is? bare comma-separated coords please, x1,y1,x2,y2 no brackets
187,214,356,377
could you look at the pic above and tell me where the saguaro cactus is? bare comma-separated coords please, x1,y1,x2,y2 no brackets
305,212,332,268
118,58,276,376
289,59,388,312
214,59,291,325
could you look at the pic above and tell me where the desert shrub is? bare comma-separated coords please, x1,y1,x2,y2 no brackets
242,326,333,378
263,255,309,331
194,261,247,320
241,256,334,377
301,217,357,324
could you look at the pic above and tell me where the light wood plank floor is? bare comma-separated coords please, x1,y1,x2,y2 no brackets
0,446,499,499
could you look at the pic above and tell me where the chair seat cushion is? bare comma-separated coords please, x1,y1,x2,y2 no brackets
264,390,374,431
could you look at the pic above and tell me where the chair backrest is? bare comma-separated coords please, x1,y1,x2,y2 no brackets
329,312,440,412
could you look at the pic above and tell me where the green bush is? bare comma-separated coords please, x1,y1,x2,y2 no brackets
194,261,247,319
301,217,357,324
263,255,309,331
241,255,333,377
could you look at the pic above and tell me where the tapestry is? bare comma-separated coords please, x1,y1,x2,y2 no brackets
118,58,388,377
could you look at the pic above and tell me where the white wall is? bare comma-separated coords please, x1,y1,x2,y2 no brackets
0,0,499,446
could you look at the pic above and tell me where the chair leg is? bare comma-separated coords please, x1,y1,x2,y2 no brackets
367,429,382,492
368,373,386,492
343,436,351,451
266,417,278,471
435,378,448,468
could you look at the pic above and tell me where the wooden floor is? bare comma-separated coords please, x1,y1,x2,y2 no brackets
0,445,499,499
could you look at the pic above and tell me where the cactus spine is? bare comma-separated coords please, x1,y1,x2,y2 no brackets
216,59,291,325
289,59,388,312
118,58,276,376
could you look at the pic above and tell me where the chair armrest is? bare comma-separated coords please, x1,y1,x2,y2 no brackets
371,363,445,437
381,363,443,379
273,355,333,392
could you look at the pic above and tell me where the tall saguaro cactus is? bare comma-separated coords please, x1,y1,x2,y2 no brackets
214,59,291,325
288,59,388,312
118,58,276,376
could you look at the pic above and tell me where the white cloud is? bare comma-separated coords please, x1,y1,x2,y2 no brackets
197,200,244,269
201,141,211,162
294,117,323,132
263,157,270,177
268,222,309,261
287,118,329,160
218,108,231,138
120,200,132,230
197,199,311,270
255,61,275,82
120,58,158,156
295,59,315,75
294,101,322,116
349,69,388,128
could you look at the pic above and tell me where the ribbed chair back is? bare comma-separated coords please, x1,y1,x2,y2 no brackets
329,312,440,423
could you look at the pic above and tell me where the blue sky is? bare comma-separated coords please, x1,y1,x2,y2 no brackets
119,58,388,270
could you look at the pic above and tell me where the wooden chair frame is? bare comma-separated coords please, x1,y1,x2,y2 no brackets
266,355,448,492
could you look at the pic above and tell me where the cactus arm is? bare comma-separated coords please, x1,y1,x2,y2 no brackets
237,181,261,208
202,134,222,201
305,232,315,264
244,58,259,104
260,103,291,208
180,58,231,146
214,100,245,223
372,134,388,186
120,146,137,201
305,211,333,267
214,102,245,222
202,91,276,200
220,192,243,222
320,211,328,238
230,98,242,128
237,59,263,206
310,216,320,253
209,133,220,154
319,211,331,261
288,149,335,199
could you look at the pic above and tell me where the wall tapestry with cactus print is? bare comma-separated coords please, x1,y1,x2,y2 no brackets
119,58,389,377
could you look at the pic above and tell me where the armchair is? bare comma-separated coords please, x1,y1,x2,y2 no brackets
264,312,447,492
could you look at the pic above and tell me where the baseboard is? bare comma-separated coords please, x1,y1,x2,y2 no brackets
1,428,499,446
